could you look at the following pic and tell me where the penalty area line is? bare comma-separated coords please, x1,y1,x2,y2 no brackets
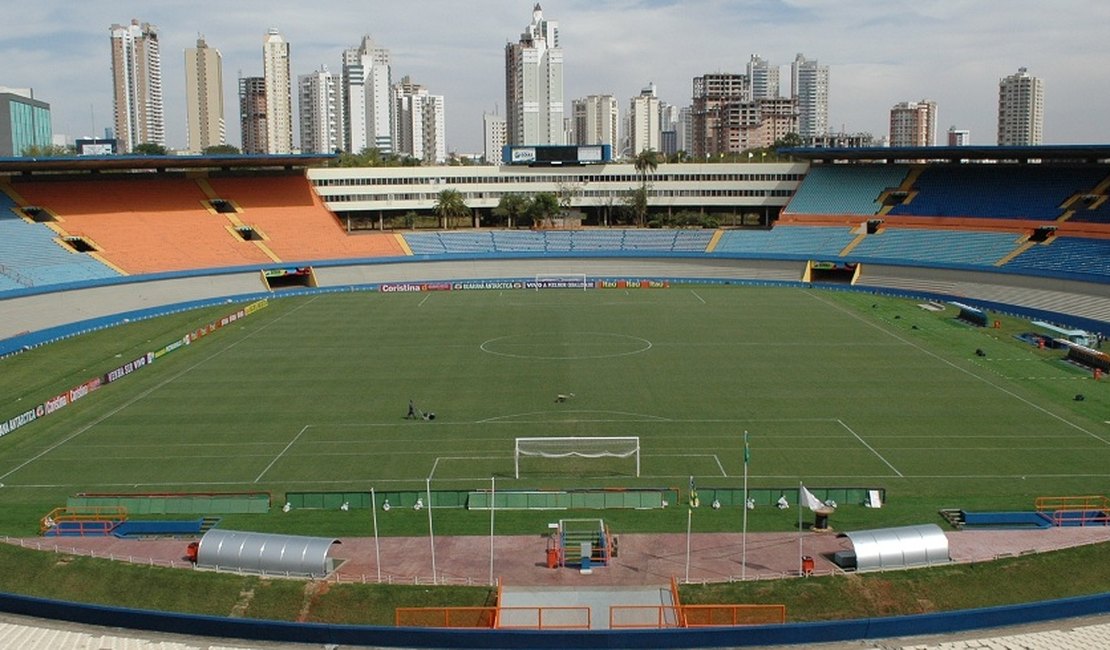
254,425,310,483
837,419,904,478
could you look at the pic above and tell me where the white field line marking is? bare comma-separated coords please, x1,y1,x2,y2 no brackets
418,293,432,307
837,419,904,478
808,292,1110,446
691,289,706,304
713,454,727,477
0,296,321,482
427,456,441,481
254,425,310,483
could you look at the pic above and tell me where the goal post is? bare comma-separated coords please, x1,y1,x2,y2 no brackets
534,273,589,290
514,436,640,479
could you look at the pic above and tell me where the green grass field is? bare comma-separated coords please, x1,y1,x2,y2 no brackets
1,285,1107,536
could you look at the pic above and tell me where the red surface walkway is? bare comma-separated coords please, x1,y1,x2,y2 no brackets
9,526,1110,587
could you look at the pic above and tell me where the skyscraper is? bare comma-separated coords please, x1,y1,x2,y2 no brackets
791,53,828,139
505,4,564,146
262,28,293,154
0,88,51,156
889,100,937,147
342,36,393,154
184,36,225,153
571,95,619,150
238,76,267,154
947,126,970,146
392,76,446,164
298,66,341,154
483,113,507,164
110,19,164,152
691,73,749,159
997,67,1043,146
748,54,781,100
629,83,661,155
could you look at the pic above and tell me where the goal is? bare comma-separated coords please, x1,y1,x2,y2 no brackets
534,273,589,290
514,436,640,479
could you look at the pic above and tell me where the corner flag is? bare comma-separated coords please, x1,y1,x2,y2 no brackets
743,431,751,465
800,484,824,511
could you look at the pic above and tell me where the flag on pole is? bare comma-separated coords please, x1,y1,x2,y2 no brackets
689,475,699,508
800,484,824,511
743,431,751,465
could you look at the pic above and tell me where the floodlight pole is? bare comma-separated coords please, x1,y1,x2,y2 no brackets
371,487,381,583
741,431,749,581
427,477,437,585
798,480,804,577
488,476,495,586
684,507,692,583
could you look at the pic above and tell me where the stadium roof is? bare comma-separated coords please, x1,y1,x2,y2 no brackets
0,153,336,174
779,144,1110,163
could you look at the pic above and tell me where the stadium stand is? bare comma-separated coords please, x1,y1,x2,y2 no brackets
713,226,857,257
848,228,1023,266
403,229,713,255
10,177,275,274
205,175,406,262
1004,236,1110,279
0,186,120,289
783,164,909,215
886,165,1108,220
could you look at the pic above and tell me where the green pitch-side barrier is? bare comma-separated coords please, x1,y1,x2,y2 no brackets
67,493,270,514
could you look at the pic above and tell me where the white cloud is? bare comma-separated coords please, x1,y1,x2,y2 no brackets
5,0,1108,151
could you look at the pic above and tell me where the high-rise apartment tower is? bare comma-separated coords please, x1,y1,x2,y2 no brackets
110,20,164,152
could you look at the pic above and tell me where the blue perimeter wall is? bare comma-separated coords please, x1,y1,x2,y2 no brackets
0,590,1106,648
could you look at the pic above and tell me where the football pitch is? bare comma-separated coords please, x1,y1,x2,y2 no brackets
0,285,1107,532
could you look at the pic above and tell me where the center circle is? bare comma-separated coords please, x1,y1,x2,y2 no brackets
480,332,653,359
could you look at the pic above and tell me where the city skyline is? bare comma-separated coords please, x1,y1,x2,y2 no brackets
3,1,1109,153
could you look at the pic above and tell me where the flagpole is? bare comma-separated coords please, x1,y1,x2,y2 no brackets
427,477,437,585
797,481,803,577
370,487,381,583
488,476,495,586
741,430,749,581
684,507,692,583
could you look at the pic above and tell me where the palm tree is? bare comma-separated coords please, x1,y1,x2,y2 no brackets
633,148,662,177
631,149,662,226
433,189,469,230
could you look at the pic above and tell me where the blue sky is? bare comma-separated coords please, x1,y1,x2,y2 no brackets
2,0,1107,152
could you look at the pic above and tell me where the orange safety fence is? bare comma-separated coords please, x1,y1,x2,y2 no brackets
670,576,687,627
40,506,128,535
395,607,497,628
681,604,787,627
497,606,591,630
610,605,684,629
395,606,590,630
1035,495,1110,526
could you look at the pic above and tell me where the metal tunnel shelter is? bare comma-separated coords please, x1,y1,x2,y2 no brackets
837,523,950,572
196,529,341,577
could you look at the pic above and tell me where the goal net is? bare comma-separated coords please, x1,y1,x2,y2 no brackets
534,273,589,290
514,436,640,479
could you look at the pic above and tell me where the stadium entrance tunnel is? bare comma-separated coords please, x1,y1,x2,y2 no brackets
804,260,860,284
207,198,239,214
261,266,317,290
18,205,55,222
61,236,97,253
